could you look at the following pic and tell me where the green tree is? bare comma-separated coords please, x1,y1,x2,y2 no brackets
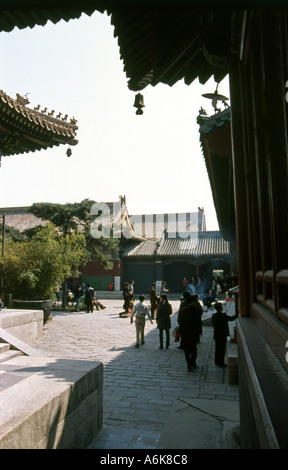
28,200,119,307
3,224,88,300
28,199,119,269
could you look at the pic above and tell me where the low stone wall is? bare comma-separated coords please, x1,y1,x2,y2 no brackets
0,356,103,449
0,309,43,343
227,342,238,385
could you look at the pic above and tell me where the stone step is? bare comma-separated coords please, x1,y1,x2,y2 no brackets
0,328,42,357
0,349,22,363
0,343,10,354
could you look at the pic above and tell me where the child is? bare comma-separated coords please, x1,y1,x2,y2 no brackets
212,302,238,367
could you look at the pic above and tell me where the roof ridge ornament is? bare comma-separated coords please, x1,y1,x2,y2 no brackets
202,83,229,113
16,93,30,105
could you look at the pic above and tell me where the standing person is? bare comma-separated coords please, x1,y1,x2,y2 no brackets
182,277,188,291
212,302,239,367
85,283,94,313
156,294,173,349
178,294,202,371
186,278,197,295
149,282,159,320
177,292,191,349
128,280,135,301
131,295,153,348
74,283,83,312
160,281,169,295
211,279,217,300
123,282,133,313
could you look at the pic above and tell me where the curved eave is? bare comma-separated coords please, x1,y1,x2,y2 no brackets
109,9,231,92
0,89,78,156
197,109,236,240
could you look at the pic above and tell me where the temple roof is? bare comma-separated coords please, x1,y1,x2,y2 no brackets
129,209,206,239
108,9,234,91
0,197,146,241
0,206,46,232
0,90,78,156
122,231,230,258
0,6,242,91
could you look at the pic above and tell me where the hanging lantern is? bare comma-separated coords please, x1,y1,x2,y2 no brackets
66,147,72,157
133,93,145,115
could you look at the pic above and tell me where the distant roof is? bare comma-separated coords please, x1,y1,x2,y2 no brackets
0,198,146,241
122,231,230,258
0,90,78,156
129,209,206,239
0,206,46,232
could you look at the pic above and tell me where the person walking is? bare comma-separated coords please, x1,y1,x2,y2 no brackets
156,294,173,349
212,302,238,367
178,294,202,371
131,294,153,348
149,282,159,320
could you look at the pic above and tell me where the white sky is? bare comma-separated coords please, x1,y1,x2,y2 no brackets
0,11,230,231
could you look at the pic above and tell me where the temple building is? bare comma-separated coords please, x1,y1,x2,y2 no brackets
0,200,234,294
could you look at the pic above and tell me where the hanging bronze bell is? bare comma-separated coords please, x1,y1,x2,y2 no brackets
133,93,145,115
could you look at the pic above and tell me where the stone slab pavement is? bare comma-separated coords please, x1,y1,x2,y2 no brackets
31,298,240,450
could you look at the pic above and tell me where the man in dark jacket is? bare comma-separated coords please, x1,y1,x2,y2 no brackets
177,292,191,349
212,302,238,367
178,294,202,371
156,295,173,349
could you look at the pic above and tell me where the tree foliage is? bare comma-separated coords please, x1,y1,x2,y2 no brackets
29,199,119,269
3,224,89,300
